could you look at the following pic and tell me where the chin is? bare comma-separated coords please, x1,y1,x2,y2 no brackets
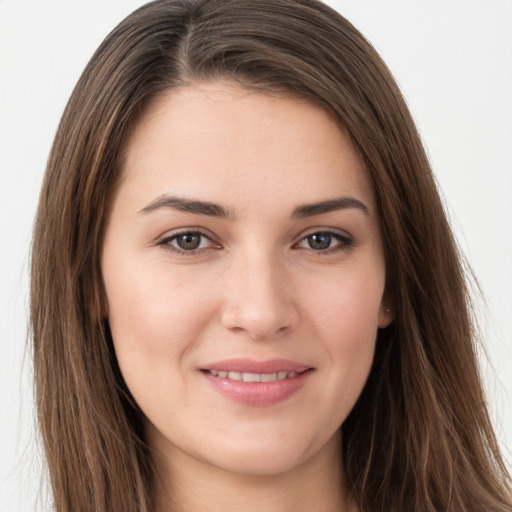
193,428,339,478
207,447,310,477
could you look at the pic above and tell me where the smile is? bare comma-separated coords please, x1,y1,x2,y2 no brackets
206,370,299,382
201,360,314,406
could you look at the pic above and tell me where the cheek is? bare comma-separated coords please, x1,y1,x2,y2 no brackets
103,262,223,427
308,263,384,341
303,265,384,415
103,256,217,382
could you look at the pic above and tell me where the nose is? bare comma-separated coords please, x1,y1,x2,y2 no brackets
220,250,299,340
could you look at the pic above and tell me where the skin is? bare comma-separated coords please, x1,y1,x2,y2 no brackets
101,81,393,512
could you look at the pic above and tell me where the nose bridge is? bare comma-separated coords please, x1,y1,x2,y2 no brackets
221,243,297,339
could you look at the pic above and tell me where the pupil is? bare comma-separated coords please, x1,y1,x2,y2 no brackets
309,233,331,250
177,234,201,250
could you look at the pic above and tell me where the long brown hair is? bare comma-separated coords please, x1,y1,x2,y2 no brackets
31,1,511,510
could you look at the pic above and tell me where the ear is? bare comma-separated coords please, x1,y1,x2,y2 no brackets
378,300,394,328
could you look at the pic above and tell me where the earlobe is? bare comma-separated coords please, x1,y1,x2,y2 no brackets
378,303,394,328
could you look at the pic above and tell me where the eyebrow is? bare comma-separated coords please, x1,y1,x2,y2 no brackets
138,194,369,219
139,195,234,219
291,197,369,218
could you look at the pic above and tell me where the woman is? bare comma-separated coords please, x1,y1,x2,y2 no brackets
30,0,512,511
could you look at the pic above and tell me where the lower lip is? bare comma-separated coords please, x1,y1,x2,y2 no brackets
202,370,313,406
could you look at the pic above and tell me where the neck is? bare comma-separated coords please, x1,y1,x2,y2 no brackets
152,430,357,512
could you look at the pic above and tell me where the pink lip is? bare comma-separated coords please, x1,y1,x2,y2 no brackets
201,358,314,407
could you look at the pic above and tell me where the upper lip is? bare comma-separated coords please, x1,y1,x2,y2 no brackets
201,358,312,374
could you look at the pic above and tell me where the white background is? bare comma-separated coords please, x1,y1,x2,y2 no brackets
1,1,511,510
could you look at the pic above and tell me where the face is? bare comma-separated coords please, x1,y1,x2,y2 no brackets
101,82,392,479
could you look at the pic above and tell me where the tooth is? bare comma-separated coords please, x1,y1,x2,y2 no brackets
215,370,300,382
243,372,261,383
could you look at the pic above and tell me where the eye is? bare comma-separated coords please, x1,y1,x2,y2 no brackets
158,230,218,254
296,230,352,252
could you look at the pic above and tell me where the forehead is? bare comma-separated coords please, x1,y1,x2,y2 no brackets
118,81,376,216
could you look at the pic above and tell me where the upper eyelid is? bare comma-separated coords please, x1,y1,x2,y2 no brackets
157,227,217,243
294,226,352,241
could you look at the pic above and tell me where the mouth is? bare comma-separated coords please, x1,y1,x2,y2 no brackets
203,369,307,382
200,359,315,406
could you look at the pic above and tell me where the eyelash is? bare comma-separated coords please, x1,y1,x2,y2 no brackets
157,229,218,256
294,229,354,254
156,228,354,256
